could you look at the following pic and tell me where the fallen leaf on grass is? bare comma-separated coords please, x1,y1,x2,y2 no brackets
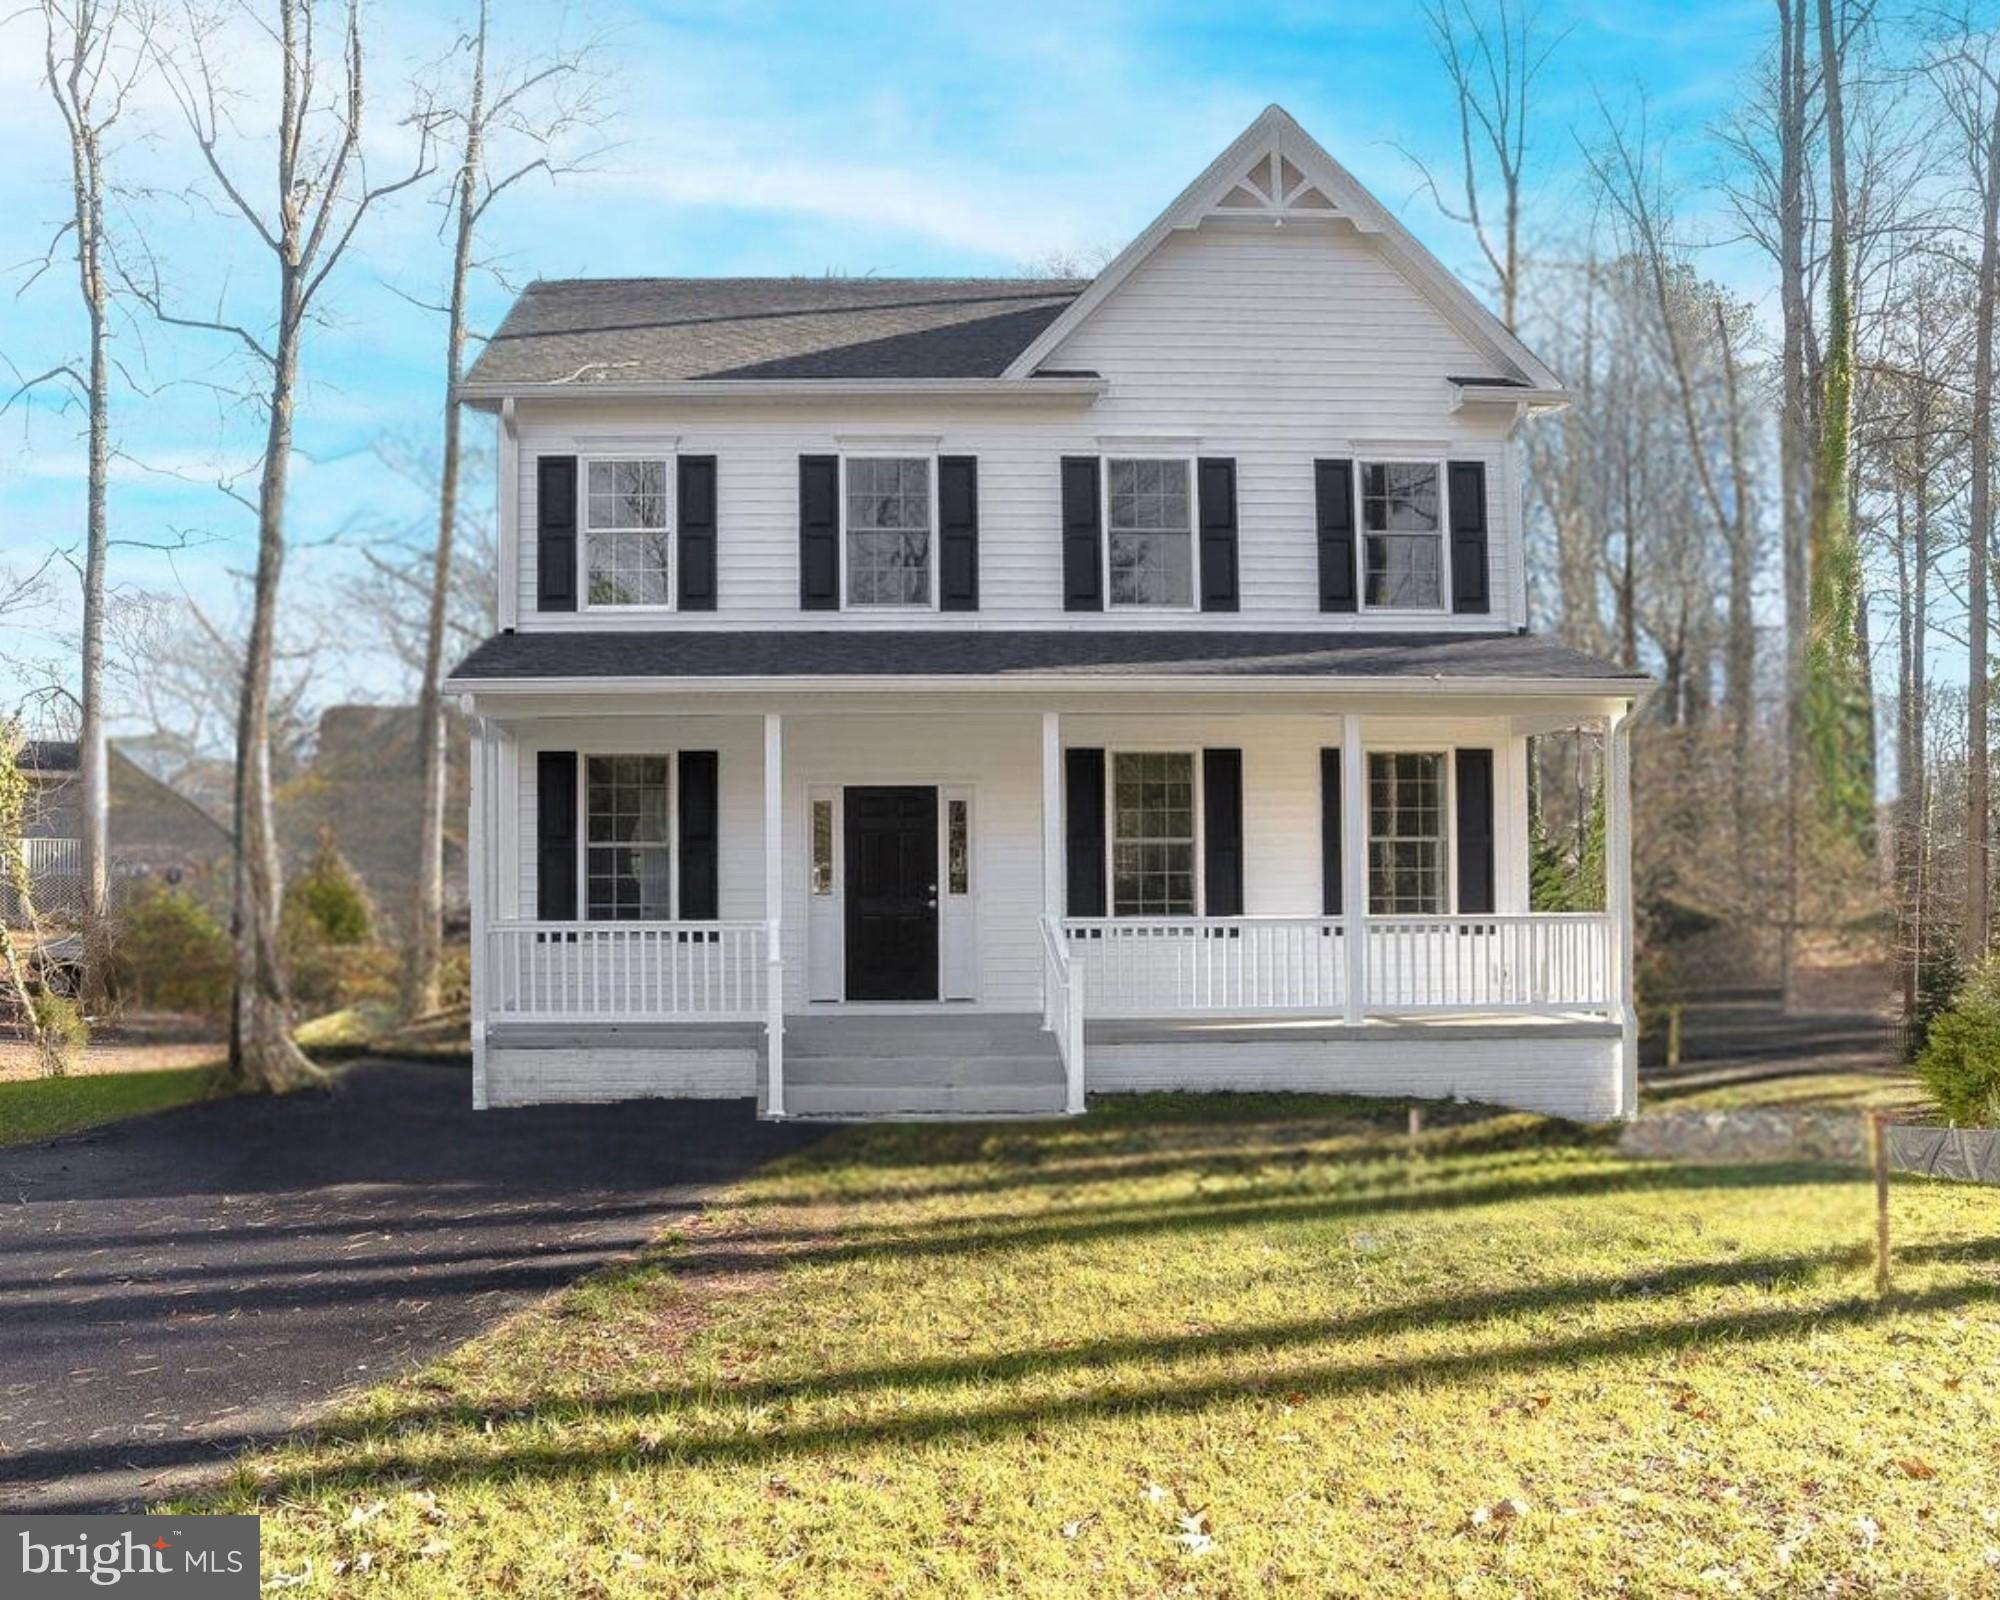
1467,1498,1530,1530
1141,1481,1169,1506
416,1537,451,1560
1061,1514,1097,1540
1897,1458,1937,1481
343,1499,388,1529
1855,1516,1880,1550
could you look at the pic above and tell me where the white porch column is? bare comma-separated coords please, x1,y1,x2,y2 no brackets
467,710,490,1110
1341,712,1367,1024
1042,712,1063,925
764,712,785,1117
1604,705,1637,1117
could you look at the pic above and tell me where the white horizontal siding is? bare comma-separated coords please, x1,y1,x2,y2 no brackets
508,223,1524,631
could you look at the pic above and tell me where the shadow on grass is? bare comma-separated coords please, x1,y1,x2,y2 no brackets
234,1272,2000,1504
651,1156,1870,1282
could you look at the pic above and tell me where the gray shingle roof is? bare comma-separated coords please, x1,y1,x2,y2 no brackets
447,630,1645,686
463,278,1088,388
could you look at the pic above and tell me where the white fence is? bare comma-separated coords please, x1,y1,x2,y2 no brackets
4,838,83,922
1362,915,1611,1013
486,920,769,1021
1062,916,1346,1017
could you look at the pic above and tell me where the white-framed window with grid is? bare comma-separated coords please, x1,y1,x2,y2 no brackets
1105,456,1195,609
1367,750,1449,914
1358,459,1446,612
1110,750,1199,916
582,754,673,920
842,455,935,608
582,456,673,608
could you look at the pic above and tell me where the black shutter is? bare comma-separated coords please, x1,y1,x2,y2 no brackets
536,456,578,612
1320,747,1342,916
677,456,717,611
1315,458,1356,612
1455,747,1496,915
1448,459,1490,614
1202,748,1244,916
1197,457,1239,612
1064,747,1106,916
677,750,719,919
1061,456,1103,612
939,455,979,611
536,750,578,920
799,454,840,610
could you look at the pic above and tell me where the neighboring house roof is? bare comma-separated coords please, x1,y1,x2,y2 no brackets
463,277,1087,389
447,631,1645,690
16,739,79,774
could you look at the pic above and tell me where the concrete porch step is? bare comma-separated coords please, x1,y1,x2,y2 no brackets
782,1055,1065,1087
779,1080,1069,1119
765,1011,1071,1121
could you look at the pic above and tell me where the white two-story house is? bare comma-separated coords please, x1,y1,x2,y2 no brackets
445,106,1649,1122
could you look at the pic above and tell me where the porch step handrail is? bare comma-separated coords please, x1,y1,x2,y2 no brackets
1039,915,1085,1113
487,919,768,1021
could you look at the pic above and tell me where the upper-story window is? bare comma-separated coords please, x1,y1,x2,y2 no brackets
1107,457,1193,609
1360,461,1444,611
585,457,672,608
845,456,934,607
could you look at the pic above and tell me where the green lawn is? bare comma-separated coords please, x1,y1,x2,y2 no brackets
202,1095,1998,1597
0,1063,225,1145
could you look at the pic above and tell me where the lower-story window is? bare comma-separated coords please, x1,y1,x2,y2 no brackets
1367,751,1447,914
585,755,672,918
1112,750,1197,915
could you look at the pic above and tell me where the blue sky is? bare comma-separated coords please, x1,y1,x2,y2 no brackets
0,0,1777,718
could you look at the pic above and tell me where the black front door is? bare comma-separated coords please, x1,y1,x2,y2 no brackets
844,786,939,1001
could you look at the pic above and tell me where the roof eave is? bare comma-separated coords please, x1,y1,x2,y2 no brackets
447,671,1651,700
456,375,1109,411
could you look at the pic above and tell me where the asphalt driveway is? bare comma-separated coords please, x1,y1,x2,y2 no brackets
0,1059,819,1512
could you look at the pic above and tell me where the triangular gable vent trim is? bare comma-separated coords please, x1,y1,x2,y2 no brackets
1211,145,1342,220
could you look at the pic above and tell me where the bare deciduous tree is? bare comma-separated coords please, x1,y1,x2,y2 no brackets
135,0,436,1091
404,0,608,1017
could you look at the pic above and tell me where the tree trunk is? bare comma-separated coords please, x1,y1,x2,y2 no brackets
1805,0,1871,849
404,12,487,1020
1968,91,2000,964
229,291,323,1093
1776,0,1812,1001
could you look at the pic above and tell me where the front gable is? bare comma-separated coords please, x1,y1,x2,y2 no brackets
1005,105,1562,397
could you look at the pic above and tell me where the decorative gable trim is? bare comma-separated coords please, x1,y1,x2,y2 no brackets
1001,104,1565,397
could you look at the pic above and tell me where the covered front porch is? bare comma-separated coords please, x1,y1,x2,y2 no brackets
457,677,1638,1122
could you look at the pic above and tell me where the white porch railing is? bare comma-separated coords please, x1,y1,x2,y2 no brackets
1040,915,1085,1112
1063,916,1346,1017
1363,914,1611,1013
486,920,768,1021
1061,912,1611,1019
